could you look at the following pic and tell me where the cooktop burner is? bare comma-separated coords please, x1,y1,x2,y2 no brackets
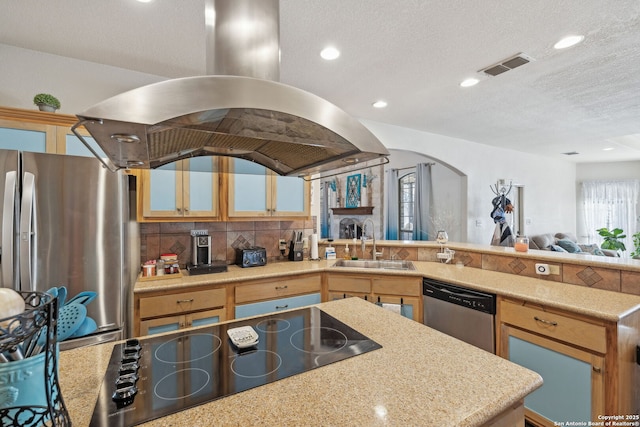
89,307,381,427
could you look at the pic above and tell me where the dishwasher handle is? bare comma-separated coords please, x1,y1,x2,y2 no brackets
434,286,486,300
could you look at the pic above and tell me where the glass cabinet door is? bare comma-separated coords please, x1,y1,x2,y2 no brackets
184,157,219,217
59,128,107,158
275,174,307,215
143,162,182,217
229,158,270,216
141,158,219,219
0,120,54,153
504,326,604,425
229,158,309,217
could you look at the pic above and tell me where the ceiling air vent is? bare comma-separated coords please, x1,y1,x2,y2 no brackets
480,53,534,77
562,151,580,156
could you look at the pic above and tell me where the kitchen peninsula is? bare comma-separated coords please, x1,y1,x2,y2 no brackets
58,242,640,426
59,297,542,427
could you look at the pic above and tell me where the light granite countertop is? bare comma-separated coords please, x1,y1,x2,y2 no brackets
136,259,640,323
321,239,640,272
59,298,542,427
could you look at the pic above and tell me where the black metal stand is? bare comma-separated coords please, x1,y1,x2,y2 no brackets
0,291,71,426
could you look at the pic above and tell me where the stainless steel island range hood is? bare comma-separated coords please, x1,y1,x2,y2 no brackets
72,0,388,177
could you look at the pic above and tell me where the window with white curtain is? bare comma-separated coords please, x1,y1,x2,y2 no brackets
581,180,640,255
399,172,415,240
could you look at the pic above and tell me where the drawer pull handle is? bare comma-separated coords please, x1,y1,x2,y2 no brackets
593,366,602,373
177,299,194,304
275,285,288,290
275,304,289,310
534,316,558,326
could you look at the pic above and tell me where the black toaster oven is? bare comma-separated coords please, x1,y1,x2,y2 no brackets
235,246,267,267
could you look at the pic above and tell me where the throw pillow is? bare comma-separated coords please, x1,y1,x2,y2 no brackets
557,239,582,253
548,244,567,252
578,243,606,256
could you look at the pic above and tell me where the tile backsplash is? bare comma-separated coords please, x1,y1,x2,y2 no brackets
139,218,317,268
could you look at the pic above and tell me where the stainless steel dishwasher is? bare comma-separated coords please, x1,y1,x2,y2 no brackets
423,278,497,353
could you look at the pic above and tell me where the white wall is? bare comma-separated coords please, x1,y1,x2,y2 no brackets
0,43,165,113
360,119,577,244
2,43,579,245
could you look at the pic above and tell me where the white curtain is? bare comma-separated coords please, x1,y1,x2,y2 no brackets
385,169,399,240
412,163,433,241
582,180,640,254
320,181,330,238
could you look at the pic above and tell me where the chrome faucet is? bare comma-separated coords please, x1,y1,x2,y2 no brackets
361,218,381,260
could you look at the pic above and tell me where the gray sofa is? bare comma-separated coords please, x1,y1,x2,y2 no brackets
528,232,619,257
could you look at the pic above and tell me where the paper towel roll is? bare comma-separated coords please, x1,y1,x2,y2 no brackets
310,234,319,260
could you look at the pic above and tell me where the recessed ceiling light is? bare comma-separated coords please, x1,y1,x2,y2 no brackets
137,0,153,2
602,147,615,151
320,47,340,60
460,78,479,88
372,100,387,108
554,35,584,49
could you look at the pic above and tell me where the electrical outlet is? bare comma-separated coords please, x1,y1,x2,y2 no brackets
548,265,560,275
278,239,287,251
535,263,549,275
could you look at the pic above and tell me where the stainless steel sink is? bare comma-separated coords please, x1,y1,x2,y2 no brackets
332,259,416,270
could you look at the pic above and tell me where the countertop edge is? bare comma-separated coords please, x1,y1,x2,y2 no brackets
135,260,640,323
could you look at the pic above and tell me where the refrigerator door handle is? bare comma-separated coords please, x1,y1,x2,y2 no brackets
1,171,17,289
19,172,37,292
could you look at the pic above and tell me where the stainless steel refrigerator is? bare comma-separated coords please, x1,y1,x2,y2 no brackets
0,149,134,350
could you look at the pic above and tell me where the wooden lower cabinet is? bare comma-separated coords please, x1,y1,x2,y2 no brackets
135,286,227,336
234,274,322,319
235,293,321,318
139,308,227,336
497,296,640,426
326,273,422,322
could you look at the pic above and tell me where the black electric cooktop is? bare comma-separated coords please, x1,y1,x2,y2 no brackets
89,307,381,427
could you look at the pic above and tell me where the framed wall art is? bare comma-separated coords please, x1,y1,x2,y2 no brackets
345,173,361,208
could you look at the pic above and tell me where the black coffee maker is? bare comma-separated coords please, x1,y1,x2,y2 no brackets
192,234,212,266
187,231,227,275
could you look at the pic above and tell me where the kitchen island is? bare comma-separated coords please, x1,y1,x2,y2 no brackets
58,297,542,427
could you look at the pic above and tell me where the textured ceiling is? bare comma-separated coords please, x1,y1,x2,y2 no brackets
1,0,640,163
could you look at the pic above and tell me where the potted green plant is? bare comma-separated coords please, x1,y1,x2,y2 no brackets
33,93,61,112
596,227,626,253
630,231,640,259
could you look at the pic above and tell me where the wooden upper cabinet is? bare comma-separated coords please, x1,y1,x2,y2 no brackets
136,156,311,222
0,106,84,154
140,157,221,220
0,119,56,153
227,158,310,218
55,126,107,157
0,108,311,222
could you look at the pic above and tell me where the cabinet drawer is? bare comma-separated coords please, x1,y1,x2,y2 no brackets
235,293,321,319
235,276,321,304
327,275,371,294
372,277,421,296
139,288,226,319
500,300,606,353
